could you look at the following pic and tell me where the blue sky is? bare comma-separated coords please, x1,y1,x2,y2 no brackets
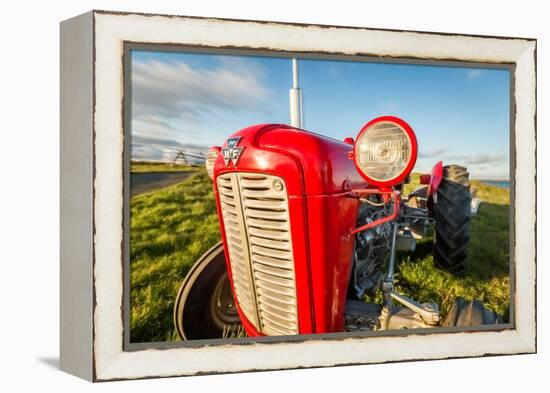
131,50,510,179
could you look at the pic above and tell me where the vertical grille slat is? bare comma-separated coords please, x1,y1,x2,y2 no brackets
217,172,298,336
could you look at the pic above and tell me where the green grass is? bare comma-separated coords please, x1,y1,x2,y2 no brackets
130,169,220,342
130,160,199,173
392,174,510,321
130,170,510,342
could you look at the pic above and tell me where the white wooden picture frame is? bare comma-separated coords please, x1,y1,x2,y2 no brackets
60,10,536,381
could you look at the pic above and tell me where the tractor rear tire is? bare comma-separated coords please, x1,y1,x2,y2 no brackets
442,297,503,326
433,165,472,274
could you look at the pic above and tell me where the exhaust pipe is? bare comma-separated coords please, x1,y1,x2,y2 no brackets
289,58,303,128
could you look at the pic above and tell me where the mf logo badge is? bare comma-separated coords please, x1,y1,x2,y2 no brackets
221,137,245,167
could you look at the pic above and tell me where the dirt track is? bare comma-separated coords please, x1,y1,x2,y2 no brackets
130,172,194,196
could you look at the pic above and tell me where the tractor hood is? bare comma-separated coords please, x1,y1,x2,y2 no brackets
213,123,368,196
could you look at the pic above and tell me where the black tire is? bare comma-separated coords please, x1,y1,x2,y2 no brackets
442,297,503,327
173,242,242,340
433,165,472,274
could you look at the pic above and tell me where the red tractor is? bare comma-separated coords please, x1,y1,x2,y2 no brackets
174,116,501,340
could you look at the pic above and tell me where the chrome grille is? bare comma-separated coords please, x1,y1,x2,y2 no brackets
216,173,259,329
217,172,298,336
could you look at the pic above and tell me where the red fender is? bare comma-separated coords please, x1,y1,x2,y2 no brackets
428,161,443,196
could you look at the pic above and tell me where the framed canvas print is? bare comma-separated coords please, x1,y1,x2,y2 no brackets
60,10,536,381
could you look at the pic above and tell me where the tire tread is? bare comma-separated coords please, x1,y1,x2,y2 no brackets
433,165,472,274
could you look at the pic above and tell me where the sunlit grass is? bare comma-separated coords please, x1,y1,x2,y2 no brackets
130,169,220,342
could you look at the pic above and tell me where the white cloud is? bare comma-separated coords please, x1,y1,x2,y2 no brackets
418,148,449,159
131,57,274,162
416,149,508,179
464,153,506,165
132,59,272,123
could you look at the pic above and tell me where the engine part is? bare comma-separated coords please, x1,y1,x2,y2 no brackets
406,185,428,209
351,196,394,298
386,306,437,330
344,300,382,331
471,197,481,215
345,299,439,331
390,292,440,326
395,228,416,251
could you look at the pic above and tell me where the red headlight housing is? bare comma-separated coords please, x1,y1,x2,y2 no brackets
352,116,418,188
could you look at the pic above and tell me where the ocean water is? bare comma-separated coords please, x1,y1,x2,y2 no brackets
480,180,510,189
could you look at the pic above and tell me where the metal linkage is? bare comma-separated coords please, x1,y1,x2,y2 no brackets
381,222,399,302
379,222,399,329
379,221,440,329
349,190,401,235
390,292,440,326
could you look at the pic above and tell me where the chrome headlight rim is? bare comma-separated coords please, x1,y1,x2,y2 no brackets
353,116,418,187
205,147,221,180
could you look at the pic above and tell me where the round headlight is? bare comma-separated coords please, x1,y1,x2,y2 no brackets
353,116,417,187
205,147,220,180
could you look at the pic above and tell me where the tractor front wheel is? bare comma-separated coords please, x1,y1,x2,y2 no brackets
443,297,503,326
433,164,472,274
173,242,242,340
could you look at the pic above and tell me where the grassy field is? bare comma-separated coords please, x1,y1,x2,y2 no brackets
130,160,200,173
130,169,220,342
130,170,510,342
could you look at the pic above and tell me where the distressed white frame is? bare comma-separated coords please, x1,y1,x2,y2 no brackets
61,10,536,381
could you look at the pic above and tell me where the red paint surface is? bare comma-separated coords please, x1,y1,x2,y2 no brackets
428,160,443,196
419,174,431,185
